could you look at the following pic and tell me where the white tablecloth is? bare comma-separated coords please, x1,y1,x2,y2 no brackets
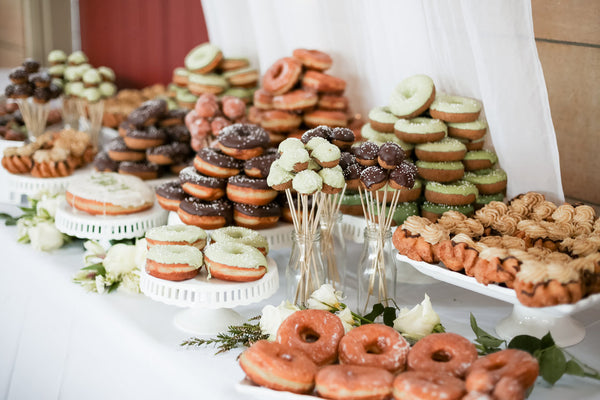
0,204,599,400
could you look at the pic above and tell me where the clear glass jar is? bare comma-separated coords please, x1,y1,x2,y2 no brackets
286,230,326,307
356,225,398,315
320,212,346,291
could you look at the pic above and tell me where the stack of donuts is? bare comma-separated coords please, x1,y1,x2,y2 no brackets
103,84,167,129
250,49,356,145
169,42,259,110
4,57,63,105
156,123,285,230
239,309,539,400
393,191,600,307
361,74,507,223
144,225,269,282
184,93,248,151
94,99,193,179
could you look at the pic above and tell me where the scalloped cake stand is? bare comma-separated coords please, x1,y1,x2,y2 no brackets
397,253,600,347
55,201,169,244
140,258,279,335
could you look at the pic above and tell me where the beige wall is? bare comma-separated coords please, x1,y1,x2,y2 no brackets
0,0,26,66
532,0,600,205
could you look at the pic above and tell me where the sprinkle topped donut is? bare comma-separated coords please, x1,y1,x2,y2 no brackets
184,43,223,74
218,123,270,160
389,74,436,118
430,94,482,123
211,226,269,255
394,117,447,144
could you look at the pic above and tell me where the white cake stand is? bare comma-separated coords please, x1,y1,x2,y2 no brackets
55,200,169,243
140,258,279,335
0,138,25,204
397,253,600,347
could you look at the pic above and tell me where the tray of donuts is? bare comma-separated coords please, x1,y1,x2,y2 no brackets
236,309,539,400
94,98,194,181
392,191,600,310
249,48,363,146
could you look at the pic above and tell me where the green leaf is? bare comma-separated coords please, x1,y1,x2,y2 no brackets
81,263,106,276
363,303,384,323
106,281,120,293
540,346,567,385
382,307,397,327
432,323,445,333
0,212,19,225
540,332,555,349
508,335,542,355
110,238,137,246
470,313,505,354
477,335,505,349
565,359,585,377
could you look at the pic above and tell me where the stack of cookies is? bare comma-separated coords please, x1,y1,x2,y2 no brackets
169,43,259,110
250,49,355,146
95,99,192,180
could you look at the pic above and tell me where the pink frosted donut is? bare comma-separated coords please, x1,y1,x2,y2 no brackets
194,94,219,118
211,117,231,136
338,324,410,373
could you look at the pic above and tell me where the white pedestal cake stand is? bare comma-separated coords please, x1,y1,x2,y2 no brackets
397,254,600,347
55,201,169,244
140,258,279,335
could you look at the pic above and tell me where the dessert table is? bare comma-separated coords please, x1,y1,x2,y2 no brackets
0,204,599,400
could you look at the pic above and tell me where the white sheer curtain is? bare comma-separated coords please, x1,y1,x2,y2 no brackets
201,0,564,203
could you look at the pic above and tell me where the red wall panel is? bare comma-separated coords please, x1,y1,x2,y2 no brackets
79,0,209,89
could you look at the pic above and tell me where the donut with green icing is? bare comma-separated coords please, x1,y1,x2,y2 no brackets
184,43,223,74
464,168,507,194
368,106,399,133
373,201,420,225
430,94,482,123
394,117,447,144
462,150,498,171
203,241,267,282
145,244,203,281
176,89,199,109
475,193,505,210
360,124,415,155
146,225,207,250
448,119,487,140
415,137,467,162
211,226,269,255
188,73,228,95
416,160,465,183
420,201,475,222
456,136,485,151
424,180,478,206
389,74,436,118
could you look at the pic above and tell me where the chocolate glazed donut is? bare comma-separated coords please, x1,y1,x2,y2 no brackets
244,153,278,178
218,123,270,160
226,174,278,206
233,201,281,229
177,197,232,229
193,148,242,178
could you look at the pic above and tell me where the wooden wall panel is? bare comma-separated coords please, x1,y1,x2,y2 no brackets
0,0,25,67
532,0,600,46
78,0,209,89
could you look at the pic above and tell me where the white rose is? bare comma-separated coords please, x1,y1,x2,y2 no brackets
260,301,300,340
28,221,64,251
36,194,64,218
83,240,106,266
336,307,356,333
120,270,141,294
95,275,106,294
306,284,344,311
134,238,148,269
103,244,138,275
393,294,441,340
16,218,31,241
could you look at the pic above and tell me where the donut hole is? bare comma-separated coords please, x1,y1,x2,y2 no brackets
299,328,320,343
431,350,452,362
402,88,416,99
364,343,384,355
272,65,283,80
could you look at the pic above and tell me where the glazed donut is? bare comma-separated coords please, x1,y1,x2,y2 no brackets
392,371,466,400
338,324,410,373
226,174,278,206
465,349,539,398
147,142,191,165
210,226,269,256
155,181,187,212
179,166,226,200
318,95,349,111
203,241,267,281
244,153,277,178
260,110,303,132
188,73,228,96
221,96,246,120
233,201,281,229
194,93,219,118
218,57,249,72
429,94,482,123
302,70,346,94
118,161,159,180
193,148,242,178
145,244,203,281
316,365,394,400
276,309,345,366
172,67,189,87
293,49,333,71
273,89,318,111
146,225,207,250
210,117,232,136
218,124,270,160
177,197,232,229
389,74,436,119
407,332,478,378
253,89,274,110
106,138,145,162
239,340,318,394
262,57,303,95
394,117,447,144
184,43,223,74
124,126,168,150
223,67,259,88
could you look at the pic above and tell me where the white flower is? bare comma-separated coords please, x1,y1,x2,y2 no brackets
36,194,64,219
28,221,64,251
260,301,300,340
16,218,31,241
95,275,106,294
306,284,344,311
120,270,141,294
393,294,441,340
103,243,138,275
336,307,356,333
83,240,106,266
134,238,148,269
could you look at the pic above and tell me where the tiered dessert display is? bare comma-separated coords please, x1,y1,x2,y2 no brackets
250,49,357,145
393,192,600,345
140,225,278,335
95,99,192,182
168,42,258,111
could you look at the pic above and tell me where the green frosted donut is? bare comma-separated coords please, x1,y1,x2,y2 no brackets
203,241,267,269
361,124,415,152
416,137,466,152
65,81,84,97
463,150,498,163
340,192,363,206
394,117,447,135
475,193,505,206
220,87,252,102
312,143,340,164
189,73,228,89
185,43,222,72
421,201,474,216
389,74,435,118
430,94,481,114
416,160,464,170
368,106,399,132
176,89,198,104
292,169,323,194
211,226,268,253
373,201,420,224
174,67,190,78
147,244,203,268
447,119,487,131
425,180,478,196
464,168,507,184
146,225,207,244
